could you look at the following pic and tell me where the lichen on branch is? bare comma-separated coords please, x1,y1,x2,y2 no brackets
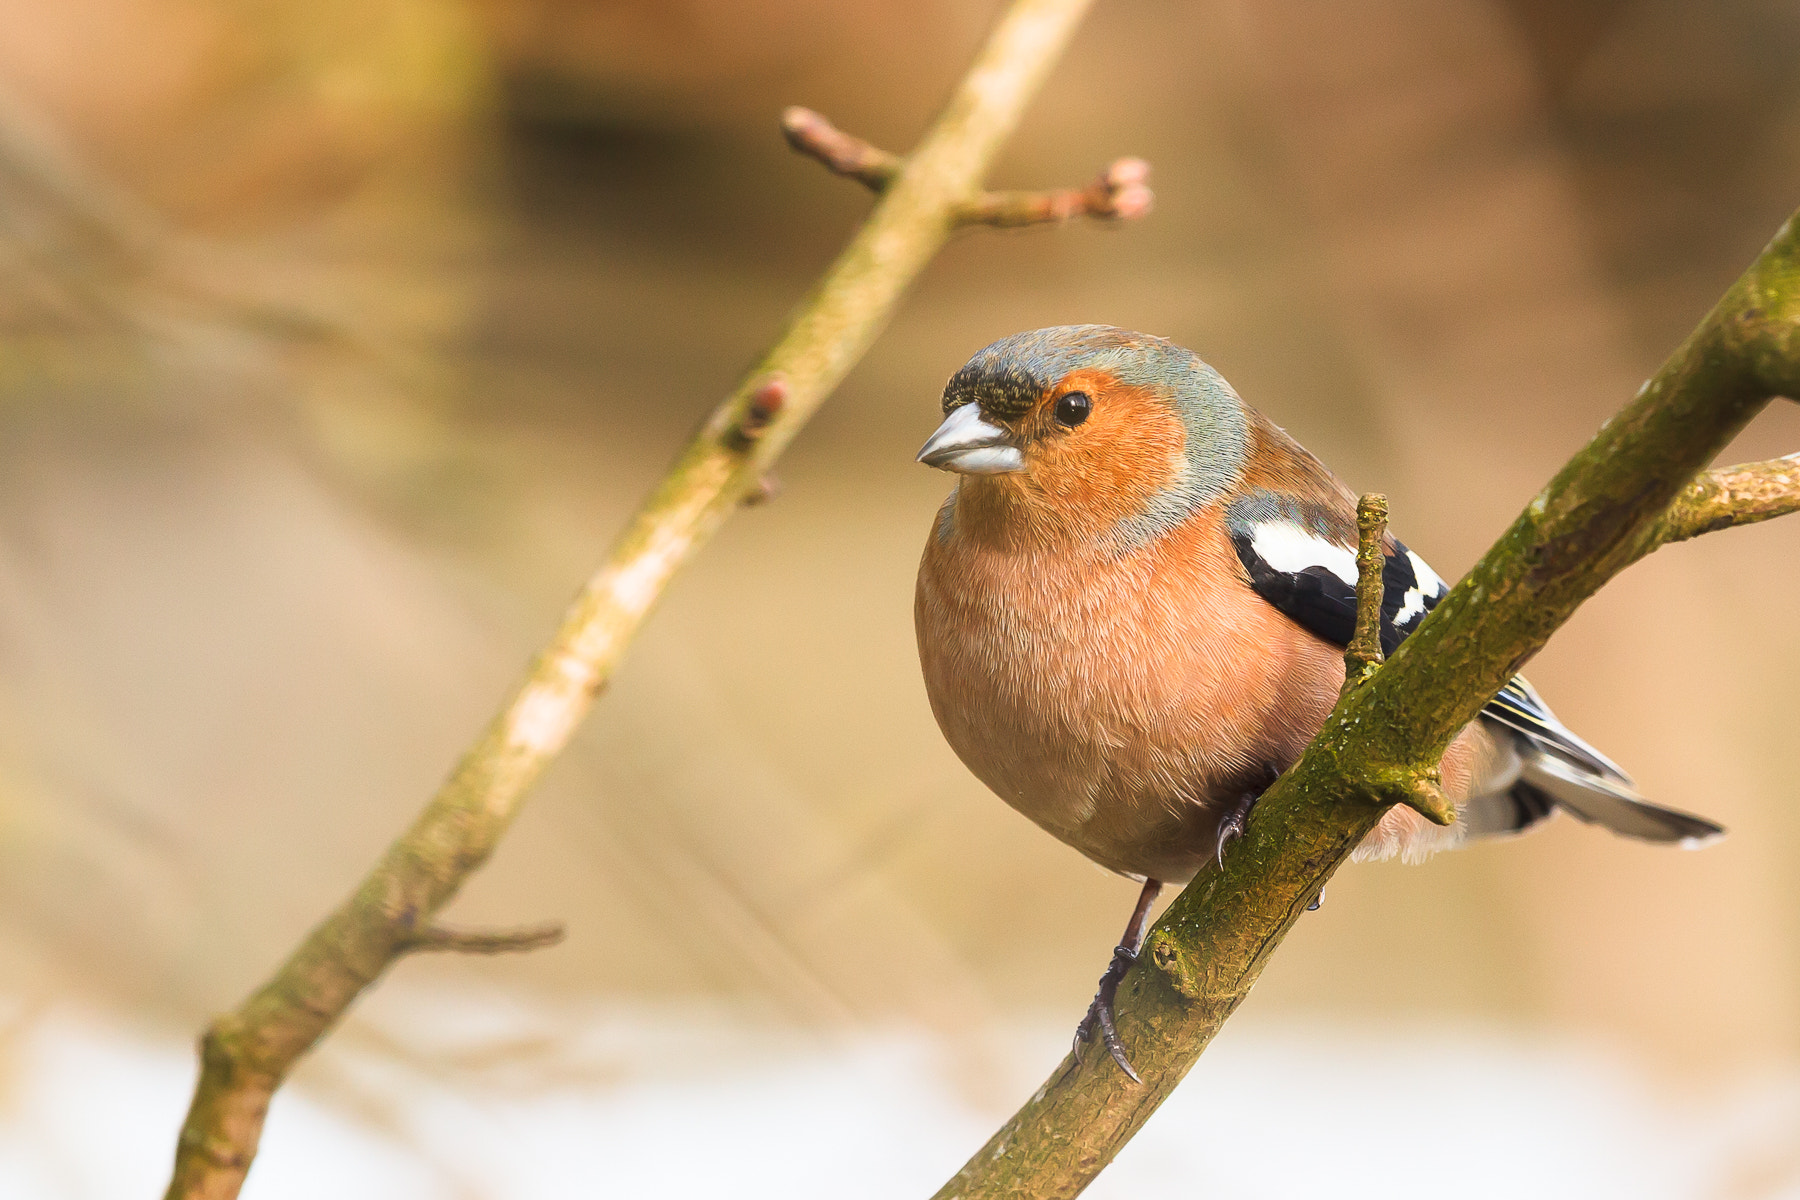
1649,454,1800,548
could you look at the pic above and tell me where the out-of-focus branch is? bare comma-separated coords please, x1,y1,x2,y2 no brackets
956,157,1152,227
781,107,904,191
930,207,1800,1199
0,84,363,351
398,922,566,955
161,2,1145,1198
783,105,1152,228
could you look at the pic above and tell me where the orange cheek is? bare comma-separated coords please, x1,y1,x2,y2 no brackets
1030,385,1186,525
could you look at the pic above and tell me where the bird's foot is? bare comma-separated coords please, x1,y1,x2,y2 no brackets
1072,942,1143,1083
1214,791,1259,866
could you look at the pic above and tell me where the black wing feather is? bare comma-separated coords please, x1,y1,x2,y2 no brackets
1226,520,1445,655
1224,491,1722,844
1226,503,1642,786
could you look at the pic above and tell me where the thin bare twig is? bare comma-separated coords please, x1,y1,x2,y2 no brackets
781,107,903,191
783,105,1152,228
162,3,1138,1198
398,922,566,955
956,156,1152,227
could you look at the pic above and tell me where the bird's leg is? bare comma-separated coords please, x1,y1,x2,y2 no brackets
1214,789,1259,865
1073,876,1163,1083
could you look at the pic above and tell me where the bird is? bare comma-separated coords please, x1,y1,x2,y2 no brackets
912,324,1723,1081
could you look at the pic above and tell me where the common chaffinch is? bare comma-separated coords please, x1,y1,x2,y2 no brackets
913,324,1723,1079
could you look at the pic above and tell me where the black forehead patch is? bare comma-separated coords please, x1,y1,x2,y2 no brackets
940,360,1046,419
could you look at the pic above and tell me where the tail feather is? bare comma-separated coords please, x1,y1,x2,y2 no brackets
1514,753,1724,848
1468,679,1726,849
1460,780,1556,839
1483,677,1633,784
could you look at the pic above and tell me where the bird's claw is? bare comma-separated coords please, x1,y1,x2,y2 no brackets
1072,942,1143,1083
1214,791,1258,867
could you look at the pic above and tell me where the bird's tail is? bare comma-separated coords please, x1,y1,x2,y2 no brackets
1461,678,1725,848
1366,677,1725,856
1509,753,1723,847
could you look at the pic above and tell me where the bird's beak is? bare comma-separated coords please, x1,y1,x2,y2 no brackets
916,404,1024,474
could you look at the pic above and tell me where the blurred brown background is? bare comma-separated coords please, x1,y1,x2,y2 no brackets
0,0,1798,1191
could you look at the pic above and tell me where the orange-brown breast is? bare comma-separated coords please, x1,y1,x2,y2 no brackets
917,486,1350,883
916,379,1500,880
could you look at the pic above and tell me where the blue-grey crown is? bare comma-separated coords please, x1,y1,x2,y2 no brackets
940,324,1252,546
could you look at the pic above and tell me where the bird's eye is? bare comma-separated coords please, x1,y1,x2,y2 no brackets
1054,392,1092,427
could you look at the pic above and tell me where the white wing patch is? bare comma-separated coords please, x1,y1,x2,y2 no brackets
1406,550,1446,595
1228,493,1450,653
1391,549,1449,632
1393,587,1427,625
1246,522,1357,587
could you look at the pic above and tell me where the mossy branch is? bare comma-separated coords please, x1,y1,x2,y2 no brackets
160,3,1148,1197
930,208,1800,1198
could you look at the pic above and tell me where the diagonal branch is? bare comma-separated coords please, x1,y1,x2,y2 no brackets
930,206,1800,1198
784,105,1152,228
161,2,1144,1198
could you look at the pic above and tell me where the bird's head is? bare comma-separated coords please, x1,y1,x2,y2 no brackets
917,325,1249,543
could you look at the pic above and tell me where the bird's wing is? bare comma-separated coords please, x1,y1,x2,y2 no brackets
1224,492,1637,785
1219,419,1721,846
1481,675,1632,784
1224,489,1447,656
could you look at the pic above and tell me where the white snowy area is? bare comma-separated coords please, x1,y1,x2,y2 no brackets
3,994,1797,1200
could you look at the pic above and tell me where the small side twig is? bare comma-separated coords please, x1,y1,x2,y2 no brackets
1342,492,1388,691
1341,494,1451,827
1646,455,1800,549
782,107,903,191
784,106,1152,229
955,157,1152,227
398,922,565,955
